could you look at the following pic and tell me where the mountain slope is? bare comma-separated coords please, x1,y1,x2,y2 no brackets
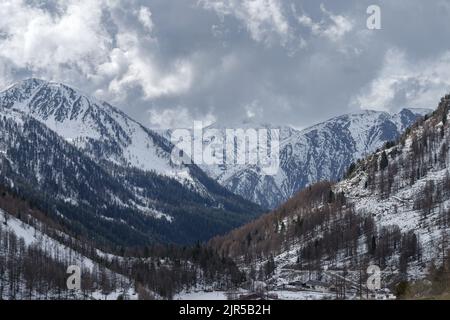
0,189,243,300
209,96,450,297
195,109,429,209
0,78,210,191
0,208,139,300
0,81,262,246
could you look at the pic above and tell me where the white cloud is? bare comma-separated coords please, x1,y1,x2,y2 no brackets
199,0,291,46
296,4,353,42
137,6,154,33
0,0,193,102
0,0,110,75
1,0,448,130
353,48,450,111
97,31,193,101
148,106,216,129
244,100,263,119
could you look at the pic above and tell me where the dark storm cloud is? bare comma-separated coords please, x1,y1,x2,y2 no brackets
1,0,450,129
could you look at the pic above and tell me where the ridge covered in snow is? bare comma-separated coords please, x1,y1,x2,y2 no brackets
0,79,262,245
0,78,193,181
194,109,430,209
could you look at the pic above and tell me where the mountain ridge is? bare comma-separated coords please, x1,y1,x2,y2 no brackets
208,94,450,298
0,79,263,246
193,108,430,209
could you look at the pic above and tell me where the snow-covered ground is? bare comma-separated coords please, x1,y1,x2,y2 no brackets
175,291,228,300
0,209,139,300
174,289,332,300
336,131,450,269
273,290,333,300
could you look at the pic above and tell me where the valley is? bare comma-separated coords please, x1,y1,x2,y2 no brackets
0,79,448,300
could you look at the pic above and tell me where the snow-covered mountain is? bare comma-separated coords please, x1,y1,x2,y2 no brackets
210,95,450,299
193,109,430,209
0,78,206,189
0,79,262,245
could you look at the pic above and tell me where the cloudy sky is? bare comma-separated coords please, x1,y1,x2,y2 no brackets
1,0,450,129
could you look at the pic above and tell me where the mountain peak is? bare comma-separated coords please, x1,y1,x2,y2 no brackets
207,107,427,208
2,78,105,110
0,78,180,174
11,78,76,91
4,78,81,98
399,107,431,117
14,77,46,88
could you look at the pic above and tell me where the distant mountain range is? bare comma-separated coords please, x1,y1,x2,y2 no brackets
165,108,430,209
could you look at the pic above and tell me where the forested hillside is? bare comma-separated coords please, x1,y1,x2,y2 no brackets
0,186,245,300
209,95,450,299
0,105,261,246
